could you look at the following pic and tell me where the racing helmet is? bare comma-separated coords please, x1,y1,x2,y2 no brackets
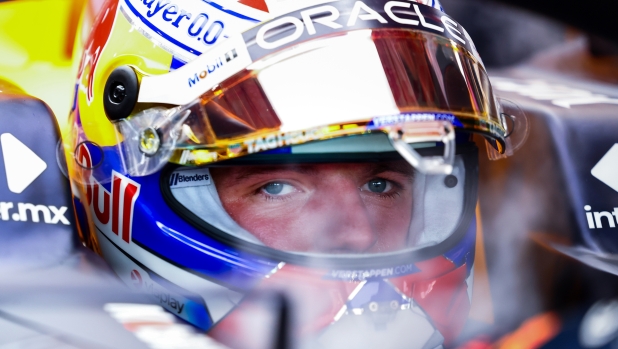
64,0,526,347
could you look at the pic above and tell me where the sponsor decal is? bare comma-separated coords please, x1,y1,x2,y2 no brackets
178,149,219,165
98,232,214,329
130,269,143,287
138,33,253,105
585,145,618,229
591,144,618,193
0,202,70,225
327,263,419,281
169,168,212,188
76,144,140,244
120,0,265,60
1,133,47,194
0,133,69,225
187,48,238,87
131,269,186,315
368,112,463,128
585,205,618,229
243,128,324,154
243,0,476,60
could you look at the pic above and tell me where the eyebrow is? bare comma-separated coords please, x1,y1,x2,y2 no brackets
227,161,414,182
366,162,415,178
231,166,319,182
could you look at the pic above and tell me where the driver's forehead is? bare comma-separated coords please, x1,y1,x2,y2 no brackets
210,161,415,182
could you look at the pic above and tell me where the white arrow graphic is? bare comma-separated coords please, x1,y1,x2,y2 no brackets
591,144,618,193
1,133,47,194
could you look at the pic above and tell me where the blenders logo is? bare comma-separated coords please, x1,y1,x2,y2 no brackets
76,144,140,244
120,0,262,60
188,48,239,87
169,168,212,188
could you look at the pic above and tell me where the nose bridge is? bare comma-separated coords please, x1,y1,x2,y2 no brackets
318,175,377,252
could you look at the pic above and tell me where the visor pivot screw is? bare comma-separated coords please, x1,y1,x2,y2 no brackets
110,83,126,104
104,66,139,122
390,301,399,310
444,175,458,188
139,127,160,156
501,113,517,138
368,302,379,312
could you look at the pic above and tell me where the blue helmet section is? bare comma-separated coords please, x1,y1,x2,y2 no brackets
110,168,279,290
71,142,279,290
444,218,476,275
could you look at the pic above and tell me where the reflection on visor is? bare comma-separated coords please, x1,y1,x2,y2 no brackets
169,30,501,156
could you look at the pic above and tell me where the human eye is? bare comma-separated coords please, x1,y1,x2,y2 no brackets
260,181,297,197
361,178,393,194
360,178,402,200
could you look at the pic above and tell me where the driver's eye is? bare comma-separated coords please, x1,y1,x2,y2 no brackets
262,182,294,195
364,178,391,193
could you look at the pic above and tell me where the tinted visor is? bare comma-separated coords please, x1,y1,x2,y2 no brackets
163,29,503,166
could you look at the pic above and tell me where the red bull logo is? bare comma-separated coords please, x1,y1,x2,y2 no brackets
76,143,140,244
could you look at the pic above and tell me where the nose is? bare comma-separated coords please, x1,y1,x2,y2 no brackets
313,178,377,253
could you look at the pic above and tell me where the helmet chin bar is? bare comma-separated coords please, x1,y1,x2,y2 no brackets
387,121,456,175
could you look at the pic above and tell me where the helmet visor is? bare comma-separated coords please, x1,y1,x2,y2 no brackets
161,29,503,167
